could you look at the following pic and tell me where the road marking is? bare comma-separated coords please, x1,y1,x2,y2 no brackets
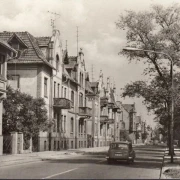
42,168,78,179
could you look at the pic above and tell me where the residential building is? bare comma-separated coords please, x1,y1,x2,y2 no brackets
119,103,137,143
98,71,120,146
0,40,16,155
0,30,72,151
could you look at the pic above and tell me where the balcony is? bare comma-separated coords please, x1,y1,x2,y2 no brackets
100,116,114,124
79,107,92,118
113,105,120,112
100,97,108,107
53,98,71,109
100,115,108,123
107,118,115,124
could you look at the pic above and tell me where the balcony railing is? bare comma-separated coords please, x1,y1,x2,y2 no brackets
108,102,114,109
79,107,92,117
100,115,108,123
100,97,108,107
113,105,120,112
107,118,115,124
53,98,71,109
100,116,114,124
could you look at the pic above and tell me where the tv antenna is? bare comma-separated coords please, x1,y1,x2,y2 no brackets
47,11,61,30
77,26,79,56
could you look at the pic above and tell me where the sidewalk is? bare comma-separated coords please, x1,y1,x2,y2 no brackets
0,146,109,167
160,147,180,179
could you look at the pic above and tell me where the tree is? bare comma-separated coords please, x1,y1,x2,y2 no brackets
3,86,52,148
116,3,180,155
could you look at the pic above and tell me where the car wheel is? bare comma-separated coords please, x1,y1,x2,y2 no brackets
107,158,112,164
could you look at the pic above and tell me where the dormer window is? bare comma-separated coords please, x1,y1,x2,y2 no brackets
8,33,28,51
11,42,19,50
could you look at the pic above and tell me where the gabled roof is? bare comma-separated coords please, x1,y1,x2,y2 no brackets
85,81,94,94
0,39,17,53
63,67,78,84
0,31,54,69
122,104,136,113
91,82,98,88
36,37,51,47
8,33,28,48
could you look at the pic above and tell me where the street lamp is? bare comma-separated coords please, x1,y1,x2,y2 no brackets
122,47,174,163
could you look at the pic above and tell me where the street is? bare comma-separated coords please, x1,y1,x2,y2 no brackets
0,145,165,179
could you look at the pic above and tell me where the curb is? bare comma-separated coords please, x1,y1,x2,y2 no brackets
159,147,167,179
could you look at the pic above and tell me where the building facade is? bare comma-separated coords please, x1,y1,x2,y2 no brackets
0,40,16,155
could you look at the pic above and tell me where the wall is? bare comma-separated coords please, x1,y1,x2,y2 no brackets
8,65,38,97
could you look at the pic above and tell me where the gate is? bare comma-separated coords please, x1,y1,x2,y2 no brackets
3,135,12,154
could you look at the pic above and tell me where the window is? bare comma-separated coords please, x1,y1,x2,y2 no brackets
57,113,60,132
79,93,83,107
79,72,81,85
54,81,56,98
56,54,59,71
64,116,66,133
9,75,20,89
44,78,48,97
58,84,60,98
82,74,83,87
58,141,60,150
0,55,5,75
84,121,86,134
71,141,73,149
61,86,63,97
44,141,47,151
11,42,19,50
64,88,66,98
71,118,74,133
54,141,56,150
71,91,74,105
61,115,64,132
100,124,103,136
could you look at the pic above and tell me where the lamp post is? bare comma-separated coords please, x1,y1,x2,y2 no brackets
122,47,174,163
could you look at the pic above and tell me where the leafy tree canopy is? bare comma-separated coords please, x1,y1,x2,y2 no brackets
116,3,180,144
3,86,51,140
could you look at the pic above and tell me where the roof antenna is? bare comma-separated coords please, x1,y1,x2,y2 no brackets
47,11,61,32
66,40,67,50
91,64,94,82
77,26,79,56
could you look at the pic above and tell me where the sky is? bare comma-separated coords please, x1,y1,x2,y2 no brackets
1,0,179,128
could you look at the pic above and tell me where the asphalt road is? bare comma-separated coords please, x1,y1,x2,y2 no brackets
0,145,165,179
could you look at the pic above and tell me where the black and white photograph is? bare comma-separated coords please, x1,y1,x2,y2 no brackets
0,0,179,179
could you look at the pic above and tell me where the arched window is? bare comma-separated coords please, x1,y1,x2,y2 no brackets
81,73,83,87
71,91,74,106
56,54,59,71
71,118,74,133
80,72,81,85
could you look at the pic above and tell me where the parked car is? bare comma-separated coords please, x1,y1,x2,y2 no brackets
106,141,135,164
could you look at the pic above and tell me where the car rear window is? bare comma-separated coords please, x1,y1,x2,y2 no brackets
110,143,128,149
